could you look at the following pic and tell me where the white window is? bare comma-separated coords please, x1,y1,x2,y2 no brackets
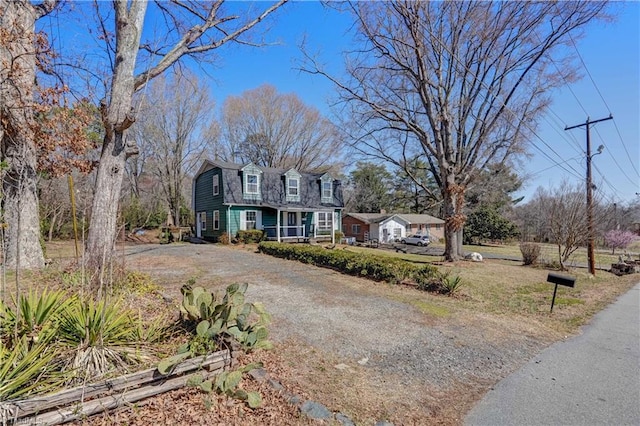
241,164,263,200
322,181,332,199
212,174,219,196
213,210,220,230
351,224,360,234
284,169,302,202
245,210,257,230
288,178,299,196
199,212,206,230
246,174,259,194
317,212,333,234
320,173,334,203
240,210,262,230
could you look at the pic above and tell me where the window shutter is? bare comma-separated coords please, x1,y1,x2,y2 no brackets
240,211,246,231
256,211,263,230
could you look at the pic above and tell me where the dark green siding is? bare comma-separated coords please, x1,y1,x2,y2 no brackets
194,168,226,240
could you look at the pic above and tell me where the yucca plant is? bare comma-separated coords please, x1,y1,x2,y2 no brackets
2,290,73,347
57,298,153,382
438,271,465,295
0,337,64,401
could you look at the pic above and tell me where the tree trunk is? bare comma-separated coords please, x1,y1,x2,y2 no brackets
48,210,58,242
0,0,45,269
442,178,466,261
85,1,147,279
85,131,128,272
2,135,44,269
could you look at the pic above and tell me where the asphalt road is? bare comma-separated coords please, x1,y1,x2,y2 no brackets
465,282,640,426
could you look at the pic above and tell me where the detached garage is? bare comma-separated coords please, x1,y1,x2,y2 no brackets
342,213,444,243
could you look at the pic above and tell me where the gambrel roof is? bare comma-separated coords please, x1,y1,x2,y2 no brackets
194,159,344,209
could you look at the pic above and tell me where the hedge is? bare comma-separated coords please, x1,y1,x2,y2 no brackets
257,241,439,285
236,230,265,244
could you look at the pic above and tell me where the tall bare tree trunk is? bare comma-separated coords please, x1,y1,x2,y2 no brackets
85,0,285,279
2,132,43,269
0,0,54,269
85,1,147,276
442,179,466,261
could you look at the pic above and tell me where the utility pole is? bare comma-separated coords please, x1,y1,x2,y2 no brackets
565,115,612,275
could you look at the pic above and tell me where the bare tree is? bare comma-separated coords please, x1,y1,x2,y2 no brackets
130,71,215,227
305,1,606,260
220,84,343,171
84,0,286,276
39,176,70,242
546,181,599,270
0,0,60,269
511,187,553,243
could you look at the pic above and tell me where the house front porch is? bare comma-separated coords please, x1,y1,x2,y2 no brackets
261,208,339,243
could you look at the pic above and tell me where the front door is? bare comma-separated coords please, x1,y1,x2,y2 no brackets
196,212,204,238
287,212,297,236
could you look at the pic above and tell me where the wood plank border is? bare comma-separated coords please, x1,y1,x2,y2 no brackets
0,350,231,425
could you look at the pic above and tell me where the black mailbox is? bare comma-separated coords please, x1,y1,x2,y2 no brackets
547,272,576,288
546,272,577,312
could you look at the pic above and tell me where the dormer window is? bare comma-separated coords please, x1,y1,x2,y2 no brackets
322,181,332,199
246,174,259,194
289,178,299,195
285,169,302,202
320,173,333,203
241,163,263,201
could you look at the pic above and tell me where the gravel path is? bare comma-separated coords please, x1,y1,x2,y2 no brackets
125,243,549,422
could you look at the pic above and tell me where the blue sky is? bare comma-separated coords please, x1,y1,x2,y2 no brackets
52,1,639,205
207,2,640,206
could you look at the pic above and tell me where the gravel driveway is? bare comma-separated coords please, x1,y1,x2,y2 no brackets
125,243,549,424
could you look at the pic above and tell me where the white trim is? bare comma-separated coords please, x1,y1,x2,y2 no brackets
320,173,334,203
213,210,220,230
245,173,259,194
212,174,219,196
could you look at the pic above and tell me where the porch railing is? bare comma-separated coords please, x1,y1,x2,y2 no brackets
263,225,306,239
262,225,334,240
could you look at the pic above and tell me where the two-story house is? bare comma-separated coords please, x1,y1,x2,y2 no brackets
192,160,344,243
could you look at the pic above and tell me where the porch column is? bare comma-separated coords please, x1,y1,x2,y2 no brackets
332,211,335,244
276,208,281,243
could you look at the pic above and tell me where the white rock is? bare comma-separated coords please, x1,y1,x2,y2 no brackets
465,252,483,262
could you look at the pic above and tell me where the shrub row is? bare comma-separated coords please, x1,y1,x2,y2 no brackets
236,230,265,244
258,242,440,285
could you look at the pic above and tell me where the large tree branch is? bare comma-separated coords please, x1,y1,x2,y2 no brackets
133,0,287,92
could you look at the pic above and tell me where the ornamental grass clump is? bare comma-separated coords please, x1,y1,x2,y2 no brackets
0,291,69,401
57,297,157,383
520,242,541,266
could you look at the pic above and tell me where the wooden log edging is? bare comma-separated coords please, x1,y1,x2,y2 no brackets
0,350,231,426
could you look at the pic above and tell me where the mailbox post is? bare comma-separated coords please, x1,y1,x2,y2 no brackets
547,272,576,312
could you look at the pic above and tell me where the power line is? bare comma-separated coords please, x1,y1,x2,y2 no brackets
592,126,638,187
611,118,640,177
568,32,640,178
593,163,624,198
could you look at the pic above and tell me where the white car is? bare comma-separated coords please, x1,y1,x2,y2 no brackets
401,234,430,246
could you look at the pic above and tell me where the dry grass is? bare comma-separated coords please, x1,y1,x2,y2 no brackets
344,240,639,270
15,241,638,426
